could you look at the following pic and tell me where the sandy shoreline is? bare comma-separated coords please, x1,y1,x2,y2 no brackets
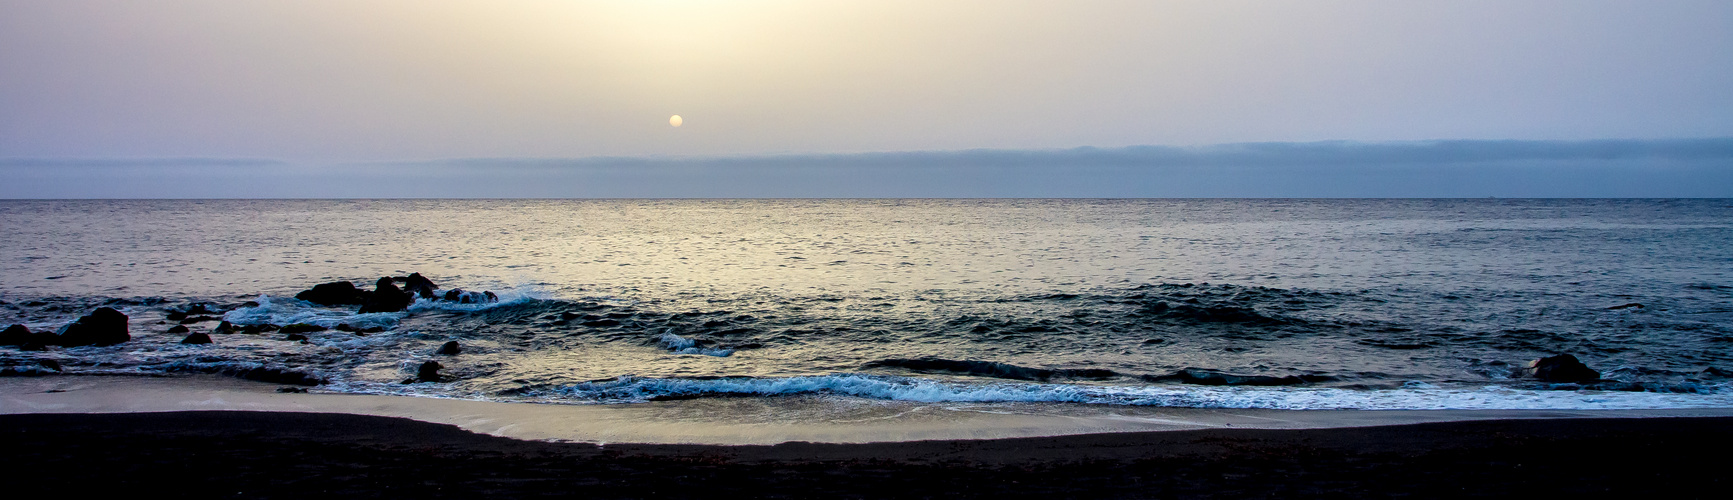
5,409,1729,497
6,375,1733,445
6,375,1733,496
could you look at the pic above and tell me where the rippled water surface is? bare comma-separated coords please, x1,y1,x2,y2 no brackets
2,199,1730,409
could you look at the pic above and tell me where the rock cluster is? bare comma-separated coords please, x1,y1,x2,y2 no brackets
1,309,133,349
295,273,496,314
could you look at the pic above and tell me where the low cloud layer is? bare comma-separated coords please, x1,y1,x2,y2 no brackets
4,139,1730,198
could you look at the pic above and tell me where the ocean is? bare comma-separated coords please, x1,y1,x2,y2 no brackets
2,199,1731,410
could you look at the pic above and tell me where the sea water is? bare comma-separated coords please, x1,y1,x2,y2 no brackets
1,199,1730,410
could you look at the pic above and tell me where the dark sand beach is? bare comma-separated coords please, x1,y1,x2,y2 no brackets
4,411,1726,498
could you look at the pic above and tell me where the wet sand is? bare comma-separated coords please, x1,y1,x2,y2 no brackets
4,376,1731,497
7,375,1732,445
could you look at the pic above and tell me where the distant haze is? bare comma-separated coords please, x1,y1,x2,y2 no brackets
3,139,1728,198
2,1,1730,197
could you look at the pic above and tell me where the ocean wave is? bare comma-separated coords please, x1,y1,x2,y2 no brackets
862,358,1115,382
223,295,403,330
1140,368,1335,386
152,360,327,386
657,331,734,357
406,285,551,313
527,374,1733,410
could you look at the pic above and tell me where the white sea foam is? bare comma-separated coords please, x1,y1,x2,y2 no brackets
543,374,1733,410
407,283,551,313
223,295,401,330
657,331,734,357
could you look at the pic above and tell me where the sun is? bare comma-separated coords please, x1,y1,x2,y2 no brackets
669,115,683,127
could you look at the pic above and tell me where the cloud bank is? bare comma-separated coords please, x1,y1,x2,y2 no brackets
3,139,1730,198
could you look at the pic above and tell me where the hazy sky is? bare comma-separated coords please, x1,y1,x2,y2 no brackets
1,1,1729,197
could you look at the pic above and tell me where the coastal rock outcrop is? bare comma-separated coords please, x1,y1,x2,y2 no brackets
295,281,373,306
402,273,440,300
166,325,190,334
1525,354,1600,383
181,332,213,344
293,274,495,312
437,341,461,355
359,277,414,314
1,324,32,346
54,307,130,347
416,360,444,382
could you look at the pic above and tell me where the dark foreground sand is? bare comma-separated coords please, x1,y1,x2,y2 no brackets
3,412,1727,498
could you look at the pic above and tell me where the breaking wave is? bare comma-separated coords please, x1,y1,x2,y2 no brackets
527,374,1733,410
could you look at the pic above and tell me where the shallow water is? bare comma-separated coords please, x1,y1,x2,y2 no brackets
2,199,1730,410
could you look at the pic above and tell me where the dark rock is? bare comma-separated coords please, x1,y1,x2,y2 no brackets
178,315,219,324
1606,303,1645,310
1142,338,1166,344
165,310,188,321
484,291,498,302
214,321,237,334
55,307,130,347
416,361,443,382
1,324,31,346
359,277,413,313
1526,354,1601,383
21,332,53,351
166,325,190,334
284,334,309,342
277,386,308,393
436,341,461,355
180,332,213,344
238,324,278,335
279,323,328,334
294,281,373,306
402,273,439,300
183,302,218,315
